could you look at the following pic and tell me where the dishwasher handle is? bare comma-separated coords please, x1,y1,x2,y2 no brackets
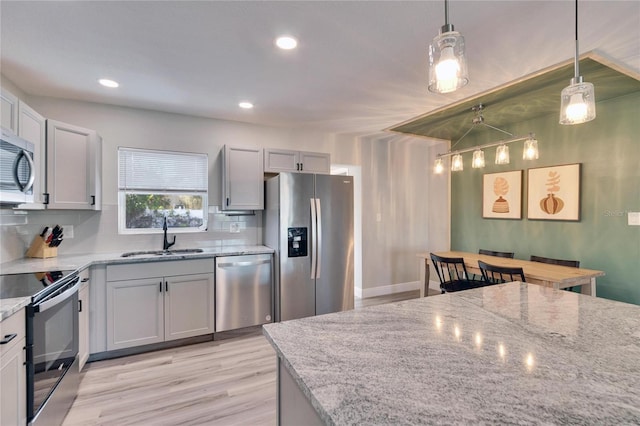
217,259,271,268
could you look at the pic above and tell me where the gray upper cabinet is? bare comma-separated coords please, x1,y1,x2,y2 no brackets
18,100,46,206
264,148,330,174
0,88,18,133
46,119,102,210
222,145,264,210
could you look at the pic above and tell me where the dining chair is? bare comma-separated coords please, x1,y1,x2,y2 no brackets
530,255,580,268
478,260,526,284
530,255,580,291
478,249,515,259
430,253,486,293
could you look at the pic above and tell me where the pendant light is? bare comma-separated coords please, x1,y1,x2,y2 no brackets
428,0,469,94
451,154,464,171
495,144,510,165
559,0,595,125
523,135,539,160
434,158,445,174
471,149,485,168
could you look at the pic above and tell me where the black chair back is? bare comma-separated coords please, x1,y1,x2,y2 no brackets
478,260,526,284
530,255,580,268
479,249,515,259
431,253,485,293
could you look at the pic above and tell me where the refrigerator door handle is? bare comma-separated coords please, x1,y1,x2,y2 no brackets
315,198,322,279
310,198,317,279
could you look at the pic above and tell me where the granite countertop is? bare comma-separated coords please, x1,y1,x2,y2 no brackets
263,282,640,425
0,245,273,321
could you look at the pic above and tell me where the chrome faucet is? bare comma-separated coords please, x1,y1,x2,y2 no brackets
163,216,176,251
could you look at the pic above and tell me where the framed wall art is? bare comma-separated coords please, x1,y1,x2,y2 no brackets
527,163,581,221
482,170,523,219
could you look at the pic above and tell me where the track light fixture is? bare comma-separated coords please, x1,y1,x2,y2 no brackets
432,104,539,174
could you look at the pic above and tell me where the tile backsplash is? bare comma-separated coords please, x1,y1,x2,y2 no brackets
0,205,262,264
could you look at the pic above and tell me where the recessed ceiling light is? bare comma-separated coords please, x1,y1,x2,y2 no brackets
98,78,119,88
239,102,254,109
275,36,298,50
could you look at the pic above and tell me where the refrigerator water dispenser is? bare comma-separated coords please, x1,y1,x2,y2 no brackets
287,227,307,257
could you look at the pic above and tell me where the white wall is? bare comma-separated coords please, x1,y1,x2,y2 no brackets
357,133,449,295
0,84,449,295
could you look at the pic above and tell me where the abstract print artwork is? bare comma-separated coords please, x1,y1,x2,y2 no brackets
482,170,523,219
527,164,581,221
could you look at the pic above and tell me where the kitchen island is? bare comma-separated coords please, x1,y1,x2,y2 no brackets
263,282,640,425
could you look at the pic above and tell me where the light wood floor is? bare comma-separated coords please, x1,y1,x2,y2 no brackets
63,290,423,426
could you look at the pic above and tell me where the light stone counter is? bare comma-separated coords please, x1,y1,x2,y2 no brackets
0,245,273,321
263,282,640,425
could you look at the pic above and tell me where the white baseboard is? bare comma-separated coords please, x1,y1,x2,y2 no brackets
354,286,363,298
360,281,420,299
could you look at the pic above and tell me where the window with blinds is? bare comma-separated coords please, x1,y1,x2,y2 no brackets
117,147,208,233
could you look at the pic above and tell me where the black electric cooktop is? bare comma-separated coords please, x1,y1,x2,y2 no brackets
0,270,73,299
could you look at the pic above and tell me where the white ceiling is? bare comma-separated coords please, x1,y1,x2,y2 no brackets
1,1,638,135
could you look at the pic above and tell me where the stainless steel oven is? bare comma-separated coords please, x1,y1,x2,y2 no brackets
0,270,81,425
25,271,81,426
0,271,80,426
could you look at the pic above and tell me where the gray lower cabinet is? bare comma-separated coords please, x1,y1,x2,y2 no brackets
0,309,27,426
78,278,90,371
105,260,214,351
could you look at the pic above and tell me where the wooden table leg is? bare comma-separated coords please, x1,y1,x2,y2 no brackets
424,259,430,297
579,278,596,296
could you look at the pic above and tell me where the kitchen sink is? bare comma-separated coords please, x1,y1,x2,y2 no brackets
121,248,204,258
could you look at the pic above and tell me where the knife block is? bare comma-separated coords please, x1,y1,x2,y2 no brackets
26,236,58,259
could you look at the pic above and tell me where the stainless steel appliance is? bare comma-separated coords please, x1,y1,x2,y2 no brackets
265,173,354,322
0,127,35,205
0,270,81,425
215,254,273,332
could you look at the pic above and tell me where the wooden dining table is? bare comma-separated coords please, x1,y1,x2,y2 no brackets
417,251,605,297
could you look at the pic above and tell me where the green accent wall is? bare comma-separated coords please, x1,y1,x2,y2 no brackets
451,92,640,305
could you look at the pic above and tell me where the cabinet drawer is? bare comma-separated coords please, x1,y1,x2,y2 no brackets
0,309,25,355
107,258,214,281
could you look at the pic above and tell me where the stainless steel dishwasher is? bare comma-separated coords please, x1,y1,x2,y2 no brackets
215,253,273,332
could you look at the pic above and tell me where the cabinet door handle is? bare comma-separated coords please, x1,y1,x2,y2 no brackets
165,281,168,292
78,299,83,313
0,334,17,345
300,163,303,171
91,195,96,205
44,193,50,205
159,281,163,292
226,197,230,207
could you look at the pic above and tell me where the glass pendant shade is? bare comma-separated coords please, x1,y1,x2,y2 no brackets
495,145,510,165
559,0,596,125
434,158,444,174
559,79,596,124
428,30,468,94
472,149,485,168
523,137,539,160
451,154,463,171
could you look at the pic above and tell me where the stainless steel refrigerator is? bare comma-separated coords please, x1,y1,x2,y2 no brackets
265,173,354,322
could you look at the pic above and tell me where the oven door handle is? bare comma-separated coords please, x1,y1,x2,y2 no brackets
35,277,80,313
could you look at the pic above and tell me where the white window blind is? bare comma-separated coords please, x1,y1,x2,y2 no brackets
118,147,208,192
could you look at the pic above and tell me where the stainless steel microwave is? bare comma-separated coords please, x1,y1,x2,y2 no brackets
0,127,35,205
